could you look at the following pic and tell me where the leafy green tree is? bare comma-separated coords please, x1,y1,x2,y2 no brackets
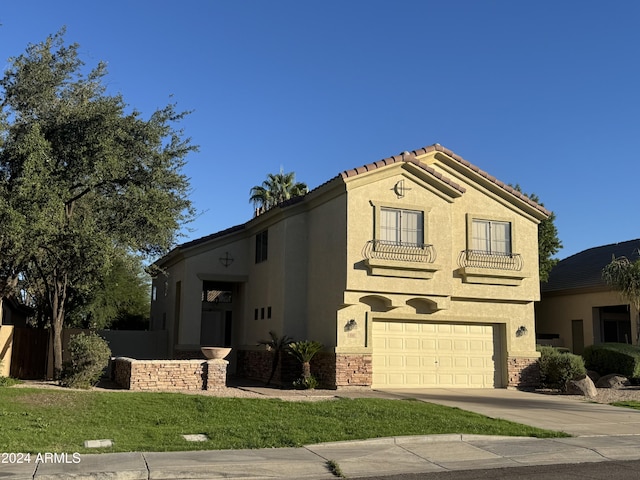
512,185,562,282
0,30,195,376
67,250,151,330
249,170,308,213
602,253,640,343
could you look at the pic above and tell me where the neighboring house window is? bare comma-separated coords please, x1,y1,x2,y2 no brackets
472,219,511,255
380,208,424,245
255,230,268,263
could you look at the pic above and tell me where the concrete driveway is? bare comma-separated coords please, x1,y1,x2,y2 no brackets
377,388,640,436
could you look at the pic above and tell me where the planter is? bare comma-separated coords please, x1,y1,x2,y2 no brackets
201,346,232,360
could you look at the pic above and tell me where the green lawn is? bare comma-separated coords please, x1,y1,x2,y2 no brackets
0,388,567,453
612,401,640,410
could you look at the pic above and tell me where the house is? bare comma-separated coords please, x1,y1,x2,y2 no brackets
150,144,550,389
535,239,640,354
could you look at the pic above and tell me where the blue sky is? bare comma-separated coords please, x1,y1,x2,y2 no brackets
2,1,639,259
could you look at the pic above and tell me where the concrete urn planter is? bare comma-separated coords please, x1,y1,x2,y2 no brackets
201,347,232,360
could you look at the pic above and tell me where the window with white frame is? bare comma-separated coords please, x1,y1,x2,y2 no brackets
380,208,424,245
472,219,511,255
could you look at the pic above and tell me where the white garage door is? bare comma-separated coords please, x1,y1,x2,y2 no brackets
372,321,502,388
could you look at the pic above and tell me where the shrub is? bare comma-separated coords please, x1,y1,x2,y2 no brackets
60,332,111,389
582,343,640,381
538,346,586,390
293,375,319,390
0,376,21,387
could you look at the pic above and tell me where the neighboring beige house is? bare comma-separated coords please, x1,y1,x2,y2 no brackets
150,144,550,389
536,239,640,355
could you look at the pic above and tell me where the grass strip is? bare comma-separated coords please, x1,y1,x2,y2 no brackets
0,388,567,453
611,401,640,410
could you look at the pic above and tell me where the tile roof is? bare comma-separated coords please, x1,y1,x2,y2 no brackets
166,143,550,257
167,223,246,254
420,144,550,216
339,150,466,194
338,145,550,216
542,239,640,293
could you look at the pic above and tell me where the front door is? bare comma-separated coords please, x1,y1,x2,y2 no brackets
200,282,233,347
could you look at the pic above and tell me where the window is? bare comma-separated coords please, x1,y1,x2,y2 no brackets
255,230,268,263
472,220,511,255
380,208,423,245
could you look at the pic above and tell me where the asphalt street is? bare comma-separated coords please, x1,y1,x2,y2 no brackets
358,459,640,480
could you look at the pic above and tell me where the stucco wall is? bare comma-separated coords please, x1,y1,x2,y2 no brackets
306,192,348,347
0,325,13,377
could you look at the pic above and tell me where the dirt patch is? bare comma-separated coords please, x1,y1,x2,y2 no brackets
10,382,90,408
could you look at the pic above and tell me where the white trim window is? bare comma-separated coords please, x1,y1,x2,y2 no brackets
472,220,511,255
380,208,424,246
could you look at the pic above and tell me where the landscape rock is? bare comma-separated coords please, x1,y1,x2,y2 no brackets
595,374,630,389
565,375,598,398
587,370,601,383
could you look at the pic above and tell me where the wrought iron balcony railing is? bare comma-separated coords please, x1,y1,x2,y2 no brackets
458,250,523,271
363,240,436,263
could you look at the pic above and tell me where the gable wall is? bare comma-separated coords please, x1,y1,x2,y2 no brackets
338,155,543,363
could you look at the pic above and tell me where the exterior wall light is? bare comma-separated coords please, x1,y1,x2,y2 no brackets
345,319,357,331
516,325,528,337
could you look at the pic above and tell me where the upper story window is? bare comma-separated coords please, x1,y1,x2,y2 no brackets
472,219,511,255
380,207,424,246
255,229,268,263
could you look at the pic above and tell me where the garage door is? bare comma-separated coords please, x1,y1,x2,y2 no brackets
372,321,501,388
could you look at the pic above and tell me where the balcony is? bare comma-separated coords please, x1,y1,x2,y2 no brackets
457,250,523,271
363,240,436,263
363,240,438,279
456,250,525,286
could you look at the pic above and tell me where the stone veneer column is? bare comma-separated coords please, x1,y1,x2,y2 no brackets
206,359,229,389
507,356,540,389
335,353,372,388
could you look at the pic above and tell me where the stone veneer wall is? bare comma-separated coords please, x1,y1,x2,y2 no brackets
236,350,373,389
112,357,228,391
507,356,540,390
236,349,299,386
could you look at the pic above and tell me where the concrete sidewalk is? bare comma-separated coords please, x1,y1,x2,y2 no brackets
5,434,640,479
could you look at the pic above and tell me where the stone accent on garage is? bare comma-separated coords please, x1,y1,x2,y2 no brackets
507,356,540,389
335,353,372,388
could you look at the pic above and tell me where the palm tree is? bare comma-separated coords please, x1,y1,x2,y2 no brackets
288,340,323,383
258,331,293,386
249,171,308,214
